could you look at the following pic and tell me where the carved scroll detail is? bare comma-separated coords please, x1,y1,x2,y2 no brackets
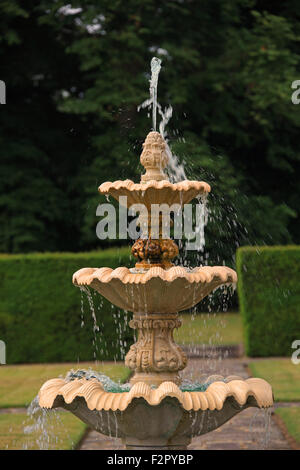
125,313,187,376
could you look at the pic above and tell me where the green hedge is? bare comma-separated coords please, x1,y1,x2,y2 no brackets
236,245,300,357
0,248,133,364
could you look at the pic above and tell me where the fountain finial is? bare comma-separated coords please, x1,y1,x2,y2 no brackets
140,131,169,183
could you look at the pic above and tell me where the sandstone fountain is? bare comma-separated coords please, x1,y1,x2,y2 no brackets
38,130,273,450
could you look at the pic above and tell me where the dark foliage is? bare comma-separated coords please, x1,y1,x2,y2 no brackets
0,1,299,256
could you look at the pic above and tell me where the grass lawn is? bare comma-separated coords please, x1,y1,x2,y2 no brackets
0,362,131,408
275,408,300,446
174,312,243,346
0,412,86,450
248,359,300,402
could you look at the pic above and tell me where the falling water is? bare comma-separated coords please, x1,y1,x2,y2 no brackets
23,396,75,450
80,285,129,363
80,286,100,361
248,407,272,449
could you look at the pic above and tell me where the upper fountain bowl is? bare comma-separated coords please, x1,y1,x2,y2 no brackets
99,179,211,209
73,265,237,313
99,132,210,208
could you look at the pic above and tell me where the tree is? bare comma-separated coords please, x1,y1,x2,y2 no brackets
0,0,90,251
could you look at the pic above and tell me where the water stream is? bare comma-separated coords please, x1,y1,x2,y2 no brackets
149,57,161,131
22,396,75,450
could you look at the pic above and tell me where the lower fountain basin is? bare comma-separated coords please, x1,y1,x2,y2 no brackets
59,396,259,449
39,376,273,449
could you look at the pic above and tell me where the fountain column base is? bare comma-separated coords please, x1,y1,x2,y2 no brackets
130,371,181,386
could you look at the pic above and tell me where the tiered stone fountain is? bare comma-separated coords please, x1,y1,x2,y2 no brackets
38,131,273,450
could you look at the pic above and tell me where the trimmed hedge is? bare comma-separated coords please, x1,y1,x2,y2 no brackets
0,248,133,363
236,245,300,357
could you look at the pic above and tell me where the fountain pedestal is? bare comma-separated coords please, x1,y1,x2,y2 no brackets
38,130,273,450
125,313,187,386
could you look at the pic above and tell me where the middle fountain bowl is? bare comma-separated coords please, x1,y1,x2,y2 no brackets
72,265,237,314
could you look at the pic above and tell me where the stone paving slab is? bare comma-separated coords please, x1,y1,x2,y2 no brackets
78,358,294,451
189,408,290,450
0,407,27,414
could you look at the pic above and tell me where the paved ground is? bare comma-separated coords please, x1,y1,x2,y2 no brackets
79,358,297,450
0,408,27,414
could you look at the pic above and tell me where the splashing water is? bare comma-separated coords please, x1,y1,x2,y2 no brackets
80,286,100,361
24,397,54,449
64,367,228,393
138,57,187,183
248,407,272,449
79,286,129,363
23,396,74,450
65,368,131,392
